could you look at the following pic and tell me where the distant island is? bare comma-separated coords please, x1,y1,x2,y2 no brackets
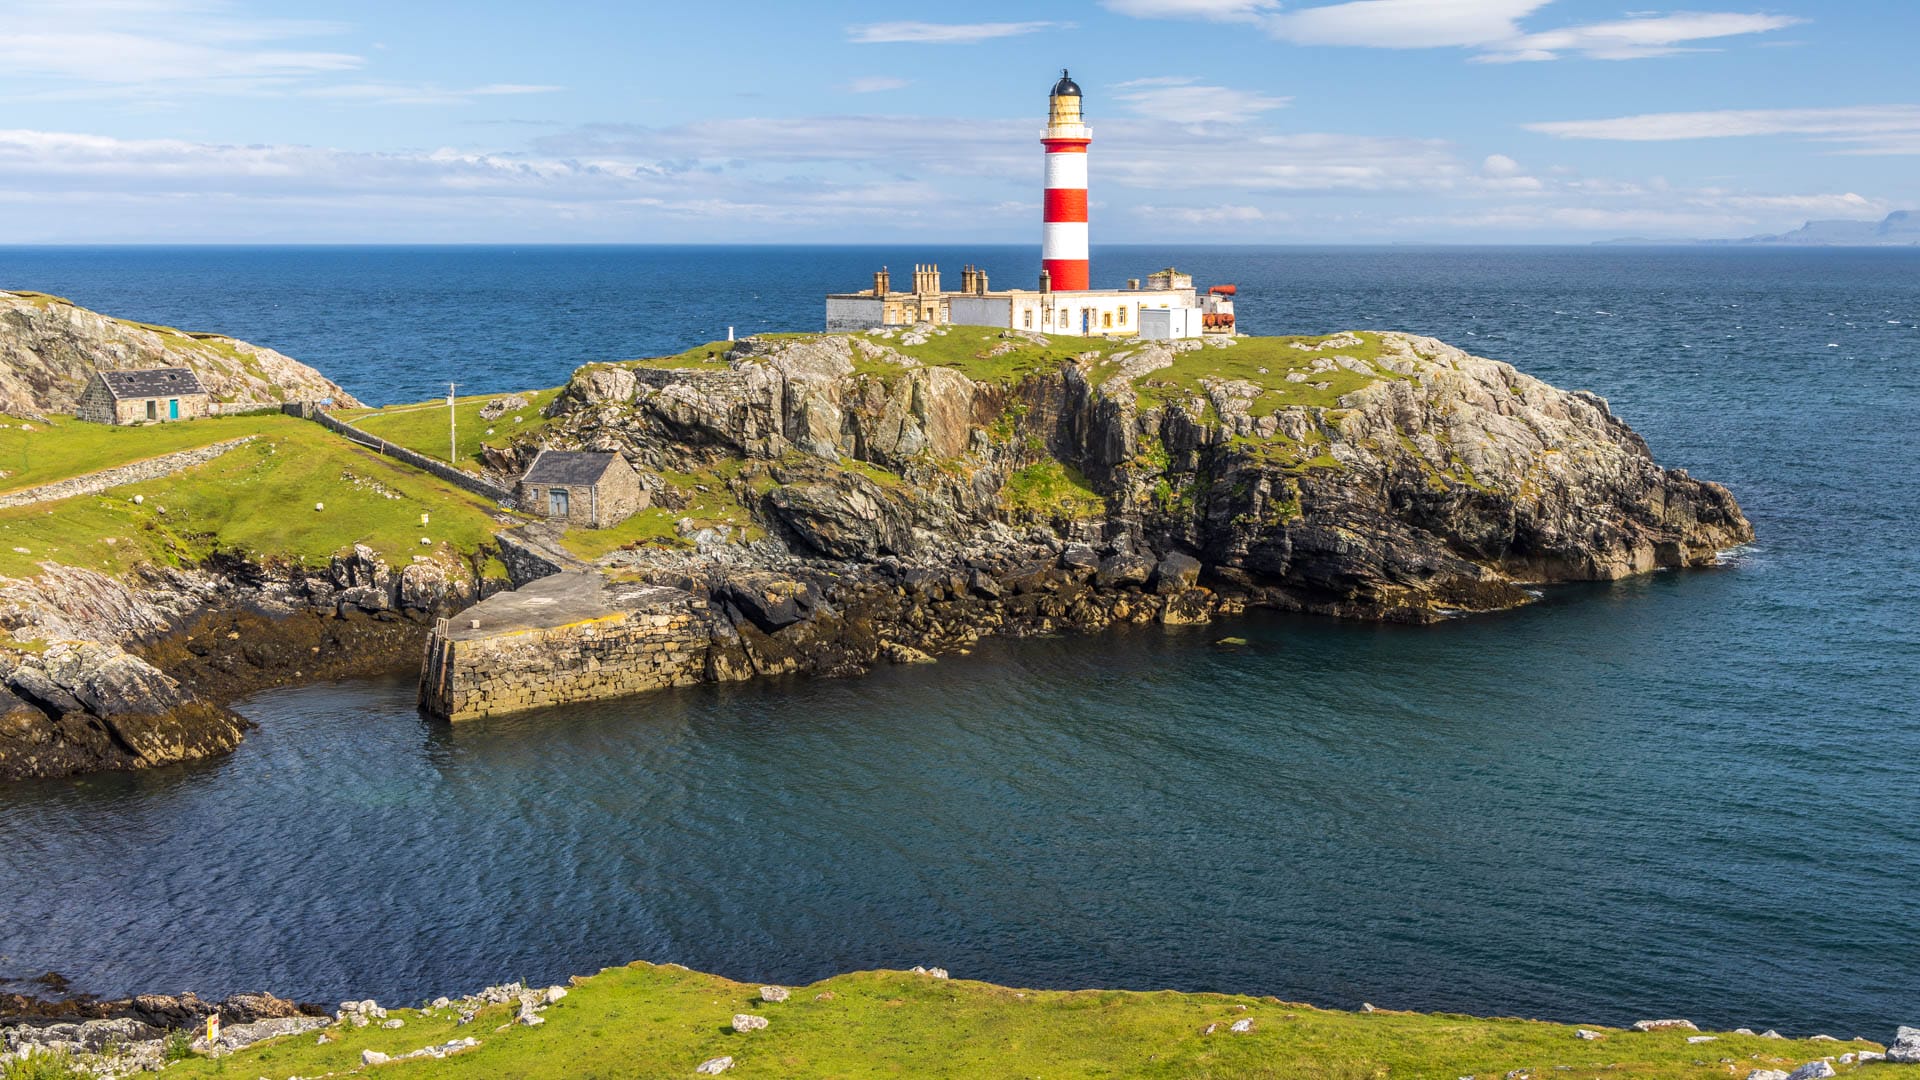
1603,209,1920,247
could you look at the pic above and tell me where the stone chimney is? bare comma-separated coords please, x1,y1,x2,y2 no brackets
874,267,891,295
1039,268,1052,293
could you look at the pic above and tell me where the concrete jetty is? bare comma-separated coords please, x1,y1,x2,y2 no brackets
419,572,716,721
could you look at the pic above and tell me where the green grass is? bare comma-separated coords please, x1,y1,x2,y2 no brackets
0,412,296,494
0,1049,87,1079
343,388,562,470
557,460,765,561
0,419,512,579
161,961,1889,1080
864,325,1082,384
1005,459,1106,520
624,340,738,370
1111,333,1406,416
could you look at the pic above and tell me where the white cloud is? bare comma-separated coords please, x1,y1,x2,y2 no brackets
0,0,362,99
1265,0,1548,49
847,21,1066,45
304,82,562,106
1477,11,1804,62
1101,0,1278,21
847,76,910,94
1132,203,1276,226
1112,77,1291,125
1480,153,1523,177
1393,190,1890,237
1105,0,1799,62
0,102,1893,243
1526,105,1920,155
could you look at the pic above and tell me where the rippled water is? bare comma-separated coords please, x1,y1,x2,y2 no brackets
1,246,1916,1034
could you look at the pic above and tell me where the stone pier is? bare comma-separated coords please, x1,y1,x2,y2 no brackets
419,572,718,721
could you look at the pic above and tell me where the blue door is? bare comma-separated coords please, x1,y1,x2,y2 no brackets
168,398,179,419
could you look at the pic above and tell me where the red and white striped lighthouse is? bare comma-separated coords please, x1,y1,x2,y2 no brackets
1041,69,1091,292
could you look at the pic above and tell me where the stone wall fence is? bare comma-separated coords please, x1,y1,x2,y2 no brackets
285,403,514,506
0,437,258,510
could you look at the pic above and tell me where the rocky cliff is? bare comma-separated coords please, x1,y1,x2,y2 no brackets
0,290,362,417
521,328,1749,624
0,549,493,781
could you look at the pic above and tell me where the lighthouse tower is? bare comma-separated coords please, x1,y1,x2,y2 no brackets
1041,69,1091,292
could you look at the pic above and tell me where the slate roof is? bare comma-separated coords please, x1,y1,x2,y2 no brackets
519,450,624,486
96,367,207,399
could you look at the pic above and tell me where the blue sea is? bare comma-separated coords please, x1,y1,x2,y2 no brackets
1,245,1916,1035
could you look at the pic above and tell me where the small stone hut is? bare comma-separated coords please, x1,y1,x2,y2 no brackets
75,368,212,425
516,450,646,528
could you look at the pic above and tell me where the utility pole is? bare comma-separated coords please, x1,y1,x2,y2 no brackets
448,382,458,463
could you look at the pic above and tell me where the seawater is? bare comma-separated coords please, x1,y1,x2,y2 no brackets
0,246,1916,1034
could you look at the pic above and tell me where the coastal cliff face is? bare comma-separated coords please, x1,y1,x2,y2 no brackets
0,549,491,781
0,290,363,417
528,329,1749,623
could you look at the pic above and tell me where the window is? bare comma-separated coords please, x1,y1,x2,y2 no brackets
1058,309,1068,328
1102,312,1112,329
548,488,570,516
1118,308,1127,326
1023,310,1033,329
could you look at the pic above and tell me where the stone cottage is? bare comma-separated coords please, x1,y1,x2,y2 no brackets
75,368,212,425
516,450,646,528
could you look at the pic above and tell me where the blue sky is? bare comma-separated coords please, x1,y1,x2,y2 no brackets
1,0,1914,243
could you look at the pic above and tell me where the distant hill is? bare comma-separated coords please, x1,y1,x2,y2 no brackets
1602,210,1920,247
1721,210,1920,246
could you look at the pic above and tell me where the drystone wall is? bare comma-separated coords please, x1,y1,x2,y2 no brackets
289,405,514,505
0,437,257,510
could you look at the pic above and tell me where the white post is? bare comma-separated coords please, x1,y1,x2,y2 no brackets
727,326,735,342
447,382,458,463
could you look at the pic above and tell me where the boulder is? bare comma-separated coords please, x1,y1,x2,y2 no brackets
0,643,248,781
1784,1063,1836,1080
1057,544,1099,573
759,986,789,1003
478,394,531,421
767,474,912,559
730,1014,768,1033
721,574,819,632
1630,1019,1698,1032
696,1056,735,1075
1150,552,1203,594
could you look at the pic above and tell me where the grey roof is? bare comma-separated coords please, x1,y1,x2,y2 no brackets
96,367,206,399
519,450,624,486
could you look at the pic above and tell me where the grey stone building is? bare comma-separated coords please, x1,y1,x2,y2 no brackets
516,450,646,528
74,368,212,425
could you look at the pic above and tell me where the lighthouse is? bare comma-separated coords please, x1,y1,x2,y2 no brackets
825,68,1239,339
1041,69,1091,292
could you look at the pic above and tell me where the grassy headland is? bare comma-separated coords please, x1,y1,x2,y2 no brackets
0,414,512,581
154,961,1887,1080
340,387,563,470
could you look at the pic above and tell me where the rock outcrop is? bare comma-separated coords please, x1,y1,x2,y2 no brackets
0,290,362,417
531,329,1750,624
0,547,498,781
0,641,247,780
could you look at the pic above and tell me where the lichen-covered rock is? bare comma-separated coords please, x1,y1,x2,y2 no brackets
533,331,1748,627
0,289,361,416
0,641,248,781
